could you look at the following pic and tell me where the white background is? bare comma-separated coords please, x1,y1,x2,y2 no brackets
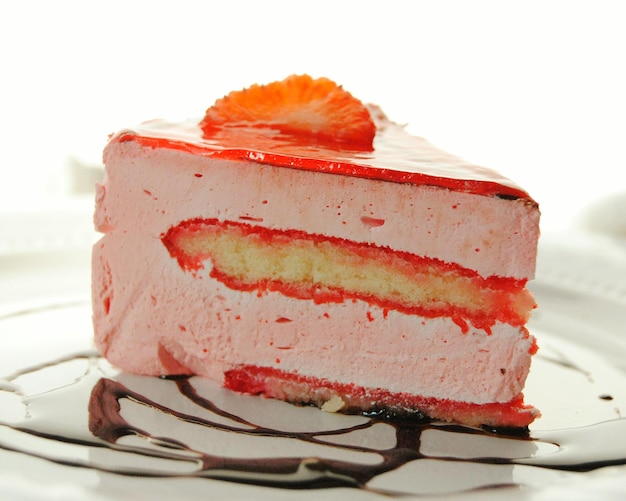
1,3,625,498
1,0,625,232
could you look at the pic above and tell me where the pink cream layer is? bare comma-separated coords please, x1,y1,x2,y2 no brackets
96,136,539,281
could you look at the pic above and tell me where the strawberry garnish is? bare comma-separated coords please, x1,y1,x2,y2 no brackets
200,75,376,150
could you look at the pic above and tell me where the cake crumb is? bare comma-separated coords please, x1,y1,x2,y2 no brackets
321,395,346,413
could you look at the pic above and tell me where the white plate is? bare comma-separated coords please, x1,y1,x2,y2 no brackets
1,232,625,500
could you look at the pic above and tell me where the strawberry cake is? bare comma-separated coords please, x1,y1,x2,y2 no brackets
92,75,541,428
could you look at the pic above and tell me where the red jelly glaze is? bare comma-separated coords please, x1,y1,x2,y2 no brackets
110,115,537,202
224,365,539,428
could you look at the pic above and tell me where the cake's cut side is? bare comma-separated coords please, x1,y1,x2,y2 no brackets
162,218,535,334
92,74,541,429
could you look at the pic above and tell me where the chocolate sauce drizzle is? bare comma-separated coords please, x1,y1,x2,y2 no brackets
1,351,625,495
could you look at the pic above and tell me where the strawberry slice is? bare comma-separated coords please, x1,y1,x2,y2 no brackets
200,75,376,150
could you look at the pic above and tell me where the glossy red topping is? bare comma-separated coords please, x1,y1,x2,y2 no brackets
200,75,376,150
111,77,536,202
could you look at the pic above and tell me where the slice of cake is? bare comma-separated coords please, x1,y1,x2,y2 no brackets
92,75,540,428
